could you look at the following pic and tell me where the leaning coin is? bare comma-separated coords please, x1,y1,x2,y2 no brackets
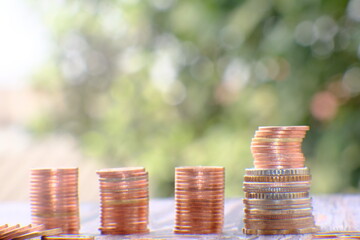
13,228,63,240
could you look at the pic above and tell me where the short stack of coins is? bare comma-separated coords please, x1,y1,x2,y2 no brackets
243,126,319,235
174,166,225,234
97,167,149,235
30,168,80,234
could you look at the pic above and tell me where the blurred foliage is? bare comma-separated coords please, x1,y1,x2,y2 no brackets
30,0,360,197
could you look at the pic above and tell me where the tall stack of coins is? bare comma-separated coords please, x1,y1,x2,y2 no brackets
30,168,80,234
243,126,319,235
97,167,149,235
174,166,225,234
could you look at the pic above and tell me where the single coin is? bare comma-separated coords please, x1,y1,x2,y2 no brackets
258,126,310,131
243,197,311,205
243,187,310,193
42,235,95,240
252,138,303,143
245,192,309,199
245,168,309,176
244,207,312,215
244,175,311,182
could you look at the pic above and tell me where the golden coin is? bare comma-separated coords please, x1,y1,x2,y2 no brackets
243,226,319,235
245,192,309,199
244,175,311,182
244,217,315,229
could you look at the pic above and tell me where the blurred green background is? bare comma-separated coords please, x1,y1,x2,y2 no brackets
28,0,360,197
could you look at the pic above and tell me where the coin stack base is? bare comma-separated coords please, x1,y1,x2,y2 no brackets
243,126,319,235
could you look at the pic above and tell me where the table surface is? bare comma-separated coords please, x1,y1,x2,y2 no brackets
1,194,359,240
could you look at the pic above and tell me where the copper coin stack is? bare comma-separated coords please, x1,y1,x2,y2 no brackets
30,168,80,234
97,167,149,235
174,166,225,234
243,126,319,235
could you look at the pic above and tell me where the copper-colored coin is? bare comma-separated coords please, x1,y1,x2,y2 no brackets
243,226,319,235
244,207,312,215
312,231,360,239
253,164,305,169
252,152,303,158
2,224,41,240
13,228,63,240
244,216,315,227
244,204,312,211
254,134,306,139
258,126,310,131
252,137,304,143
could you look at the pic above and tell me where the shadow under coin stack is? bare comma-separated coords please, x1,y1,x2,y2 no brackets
243,126,319,235
30,168,80,234
97,167,149,235
174,166,225,234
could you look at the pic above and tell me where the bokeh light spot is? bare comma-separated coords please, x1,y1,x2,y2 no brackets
311,91,339,121
347,0,360,22
294,21,316,47
342,67,360,95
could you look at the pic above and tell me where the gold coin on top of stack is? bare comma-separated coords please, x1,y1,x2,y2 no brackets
30,168,80,234
97,167,149,235
243,126,319,235
174,166,225,234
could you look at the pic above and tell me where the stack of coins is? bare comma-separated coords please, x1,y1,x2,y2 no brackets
243,126,319,235
97,167,149,235
251,126,308,169
30,168,80,234
174,166,225,234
